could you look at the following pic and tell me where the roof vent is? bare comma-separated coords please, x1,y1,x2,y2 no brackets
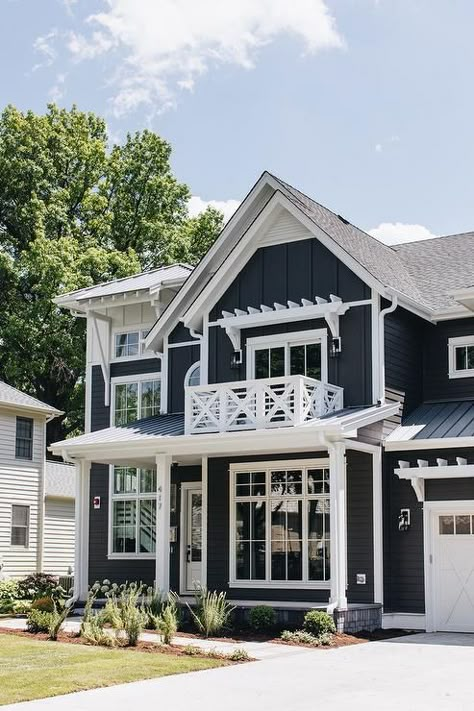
337,214,350,225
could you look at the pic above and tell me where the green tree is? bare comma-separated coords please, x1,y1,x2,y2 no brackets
0,104,223,443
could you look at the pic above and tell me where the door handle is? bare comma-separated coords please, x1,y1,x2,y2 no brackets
187,545,191,563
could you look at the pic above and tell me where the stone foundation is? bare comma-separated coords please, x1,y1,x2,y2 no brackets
334,604,382,633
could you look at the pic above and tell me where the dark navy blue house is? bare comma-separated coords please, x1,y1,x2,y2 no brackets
52,172,474,632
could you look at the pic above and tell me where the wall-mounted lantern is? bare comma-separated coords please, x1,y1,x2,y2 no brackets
329,336,342,358
230,350,243,369
398,508,410,532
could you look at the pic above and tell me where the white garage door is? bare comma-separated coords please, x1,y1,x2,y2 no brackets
434,512,474,633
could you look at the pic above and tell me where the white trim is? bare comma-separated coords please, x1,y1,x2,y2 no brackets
201,456,208,588
385,436,474,452
168,341,202,349
396,463,474,480
200,313,209,386
155,454,172,593
74,460,90,599
448,335,474,379
372,447,383,604
382,613,426,630
184,361,201,388
179,481,203,595
110,372,161,426
228,457,331,590
328,442,347,610
160,336,169,414
245,329,328,382
371,290,381,403
423,500,474,632
111,324,155,363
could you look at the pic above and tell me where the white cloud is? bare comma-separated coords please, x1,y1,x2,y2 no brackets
48,72,67,102
369,222,437,245
188,196,241,223
63,0,343,115
374,134,400,153
32,30,58,71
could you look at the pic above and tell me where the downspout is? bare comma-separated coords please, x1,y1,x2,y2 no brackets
378,294,398,404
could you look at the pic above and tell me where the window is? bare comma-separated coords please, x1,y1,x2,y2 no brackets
114,330,151,359
439,514,474,535
231,460,330,587
11,505,30,547
113,375,161,425
448,336,474,378
111,467,156,555
247,330,327,382
15,417,33,460
185,362,201,388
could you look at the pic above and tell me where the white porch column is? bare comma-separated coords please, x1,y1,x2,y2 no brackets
329,441,347,609
74,459,91,600
155,454,172,594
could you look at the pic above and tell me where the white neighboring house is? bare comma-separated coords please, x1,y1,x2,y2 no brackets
0,381,75,579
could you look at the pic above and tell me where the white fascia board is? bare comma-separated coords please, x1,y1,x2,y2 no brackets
338,402,401,433
385,437,474,452
0,401,62,418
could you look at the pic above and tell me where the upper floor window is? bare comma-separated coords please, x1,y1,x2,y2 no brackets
11,504,30,547
246,329,327,382
114,329,151,359
15,417,33,460
185,362,201,388
110,467,156,555
112,374,161,426
448,336,474,379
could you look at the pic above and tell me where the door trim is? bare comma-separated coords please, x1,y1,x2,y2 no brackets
179,482,202,595
424,499,474,632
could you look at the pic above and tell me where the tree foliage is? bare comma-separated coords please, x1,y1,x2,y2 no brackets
0,104,224,442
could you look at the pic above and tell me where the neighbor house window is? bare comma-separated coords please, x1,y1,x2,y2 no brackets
231,460,330,586
247,330,327,382
15,417,33,460
111,467,156,555
11,505,30,547
113,375,161,425
448,336,474,378
114,330,150,359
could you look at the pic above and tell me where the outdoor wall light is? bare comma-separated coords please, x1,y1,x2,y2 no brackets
398,508,410,532
329,337,342,358
230,350,243,369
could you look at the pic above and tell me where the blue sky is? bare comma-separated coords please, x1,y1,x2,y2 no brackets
1,0,473,243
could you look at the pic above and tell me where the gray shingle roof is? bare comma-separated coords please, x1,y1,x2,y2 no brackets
45,460,76,499
387,401,474,442
0,381,61,415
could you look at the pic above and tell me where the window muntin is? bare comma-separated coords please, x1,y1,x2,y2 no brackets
114,330,150,359
248,330,327,382
113,377,160,425
11,505,30,547
111,467,156,555
232,462,330,585
439,514,474,536
15,417,33,460
448,337,474,378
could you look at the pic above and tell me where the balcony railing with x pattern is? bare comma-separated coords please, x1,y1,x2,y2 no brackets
184,375,344,435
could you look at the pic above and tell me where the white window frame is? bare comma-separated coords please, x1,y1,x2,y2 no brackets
448,336,474,379
229,458,330,589
11,504,30,548
110,372,161,426
108,466,157,559
184,361,201,388
246,329,328,382
111,325,155,362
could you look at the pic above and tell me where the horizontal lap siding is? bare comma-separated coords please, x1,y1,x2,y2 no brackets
43,498,75,576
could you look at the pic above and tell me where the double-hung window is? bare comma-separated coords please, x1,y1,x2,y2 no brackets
15,417,33,460
448,336,474,378
110,467,156,555
114,329,151,359
231,460,330,587
11,505,30,547
113,374,161,425
247,329,327,382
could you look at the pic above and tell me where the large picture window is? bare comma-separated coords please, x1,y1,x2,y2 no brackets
230,460,330,587
110,467,156,556
247,330,327,382
112,375,161,425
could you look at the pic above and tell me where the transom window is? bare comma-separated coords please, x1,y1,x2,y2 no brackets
113,375,161,425
111,467,156,555
11,505,30,547
448,336,474,379
231,460,330,586
185,362,201,388
114,330,150,359
15,417,33,460
439,514,474,535
247,330,327,382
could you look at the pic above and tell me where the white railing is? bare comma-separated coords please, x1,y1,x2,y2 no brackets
185,375,344,435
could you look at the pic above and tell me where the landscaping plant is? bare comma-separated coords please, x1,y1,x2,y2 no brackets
188,586,235,638
248,605,276,632
17,574,58,600
153,593,180,644
26,609,51,634
31,597,55,613
280,629,333,646
103,582,148,646
303,610,336,637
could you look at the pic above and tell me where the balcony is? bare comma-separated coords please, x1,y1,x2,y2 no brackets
185,375,344,435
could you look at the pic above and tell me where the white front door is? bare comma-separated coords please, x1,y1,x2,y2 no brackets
183,487,202,593
432,510,474,632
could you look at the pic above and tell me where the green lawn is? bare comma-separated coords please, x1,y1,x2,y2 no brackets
0,633,225,706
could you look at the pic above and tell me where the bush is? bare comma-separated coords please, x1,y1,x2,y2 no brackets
0,579,19,601
281,629,321,646
248,605,276,632
303,610,335,637
153,593,180,645
31,596,55,613
188,586,235,638
47,604,71,640
228,648,250,661
18,573,58,600
27,609,51,633
103,582,148,646
12,600,32,615
182,644,202,656
81,617,116,647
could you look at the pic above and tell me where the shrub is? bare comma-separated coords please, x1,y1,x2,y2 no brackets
27,609,51,633
18,573,58,600
12,600,32,615
153,593,180,644
228,648,250,661
103,582,148,646
81,617,116,647
142,588,164,628
0,579,19,601
303,610,336,637
182,644,202,656
281,629,320,646
188,586,235,638
31,596,55,613
47,604,71,641
0,599,14,614
248,605,276,632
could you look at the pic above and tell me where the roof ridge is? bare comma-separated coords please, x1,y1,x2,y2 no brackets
393,229,474,248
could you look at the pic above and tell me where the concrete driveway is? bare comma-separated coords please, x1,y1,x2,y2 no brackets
6,633,474,711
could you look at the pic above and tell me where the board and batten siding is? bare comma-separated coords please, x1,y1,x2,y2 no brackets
0,408,45,578
423,317,474,401
43,497,75,576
